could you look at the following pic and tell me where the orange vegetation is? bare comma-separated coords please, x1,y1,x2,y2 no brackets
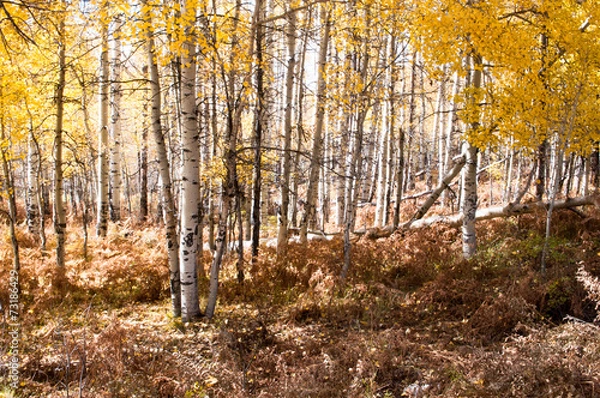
1,209,600,397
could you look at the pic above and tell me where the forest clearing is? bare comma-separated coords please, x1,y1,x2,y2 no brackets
1,0,600,396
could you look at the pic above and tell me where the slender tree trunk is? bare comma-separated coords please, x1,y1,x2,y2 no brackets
436,66,448,189
374,105,389,227
590,146,599,188
541,86,582,275
54,19,67,266
442,72,459,205
461,54,482,259
208,31,219,253
300,5,330,243
206,0,244,319
109,15,123,222
138,126,148,223
408,154,466,226
392,59,407,229
144,0,181,317
277,8,297,258
290,16,310,229
0,124,20,271
250,0,265,263
336,115,350,228
178,0,201,321
384,36,398,226
342,2,371,279
404,52,418,192
27,129,41,237
97,23,110,237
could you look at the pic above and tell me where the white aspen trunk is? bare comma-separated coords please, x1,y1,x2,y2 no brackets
319,125,330,229
419,59,432,189
574,156,583,196
96,23,110,238
384,36,398,226
363,101,380,202
179,1,201,321
27,130,41,236
374,106,389,227
503,138,515,203
442,73,460,205
461,55,481,259
436,66,448,188
300,5,330,243
0,125,20,271
277,8,295,258
55,17,67,266
144,0,181,317
582,156,589,196
358,101,381,202
109,15,123,222
513,153,524,202
336,114,350,228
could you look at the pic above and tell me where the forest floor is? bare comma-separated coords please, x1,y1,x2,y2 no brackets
1,207,600,397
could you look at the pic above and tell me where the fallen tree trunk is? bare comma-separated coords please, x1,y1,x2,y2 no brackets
407,154,466,226
409,195,598,229
362,194,599,239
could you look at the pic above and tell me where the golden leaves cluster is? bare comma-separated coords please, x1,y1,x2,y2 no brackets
411,0,600,154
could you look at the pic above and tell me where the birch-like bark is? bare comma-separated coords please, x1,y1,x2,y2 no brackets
277,8,297,258
374,105,389,227
179,0,201,321
109,15,123,222
300,4,330,244
503,139,515,203
54,17,67,266
144,0,181,317
461,55,481,259
27,129,41,236
384,36,398,226
96,22,110,237
0,124,20,271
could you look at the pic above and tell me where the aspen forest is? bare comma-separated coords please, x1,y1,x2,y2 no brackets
2,0,600,396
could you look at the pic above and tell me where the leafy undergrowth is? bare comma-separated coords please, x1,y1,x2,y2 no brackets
1,210,600,397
